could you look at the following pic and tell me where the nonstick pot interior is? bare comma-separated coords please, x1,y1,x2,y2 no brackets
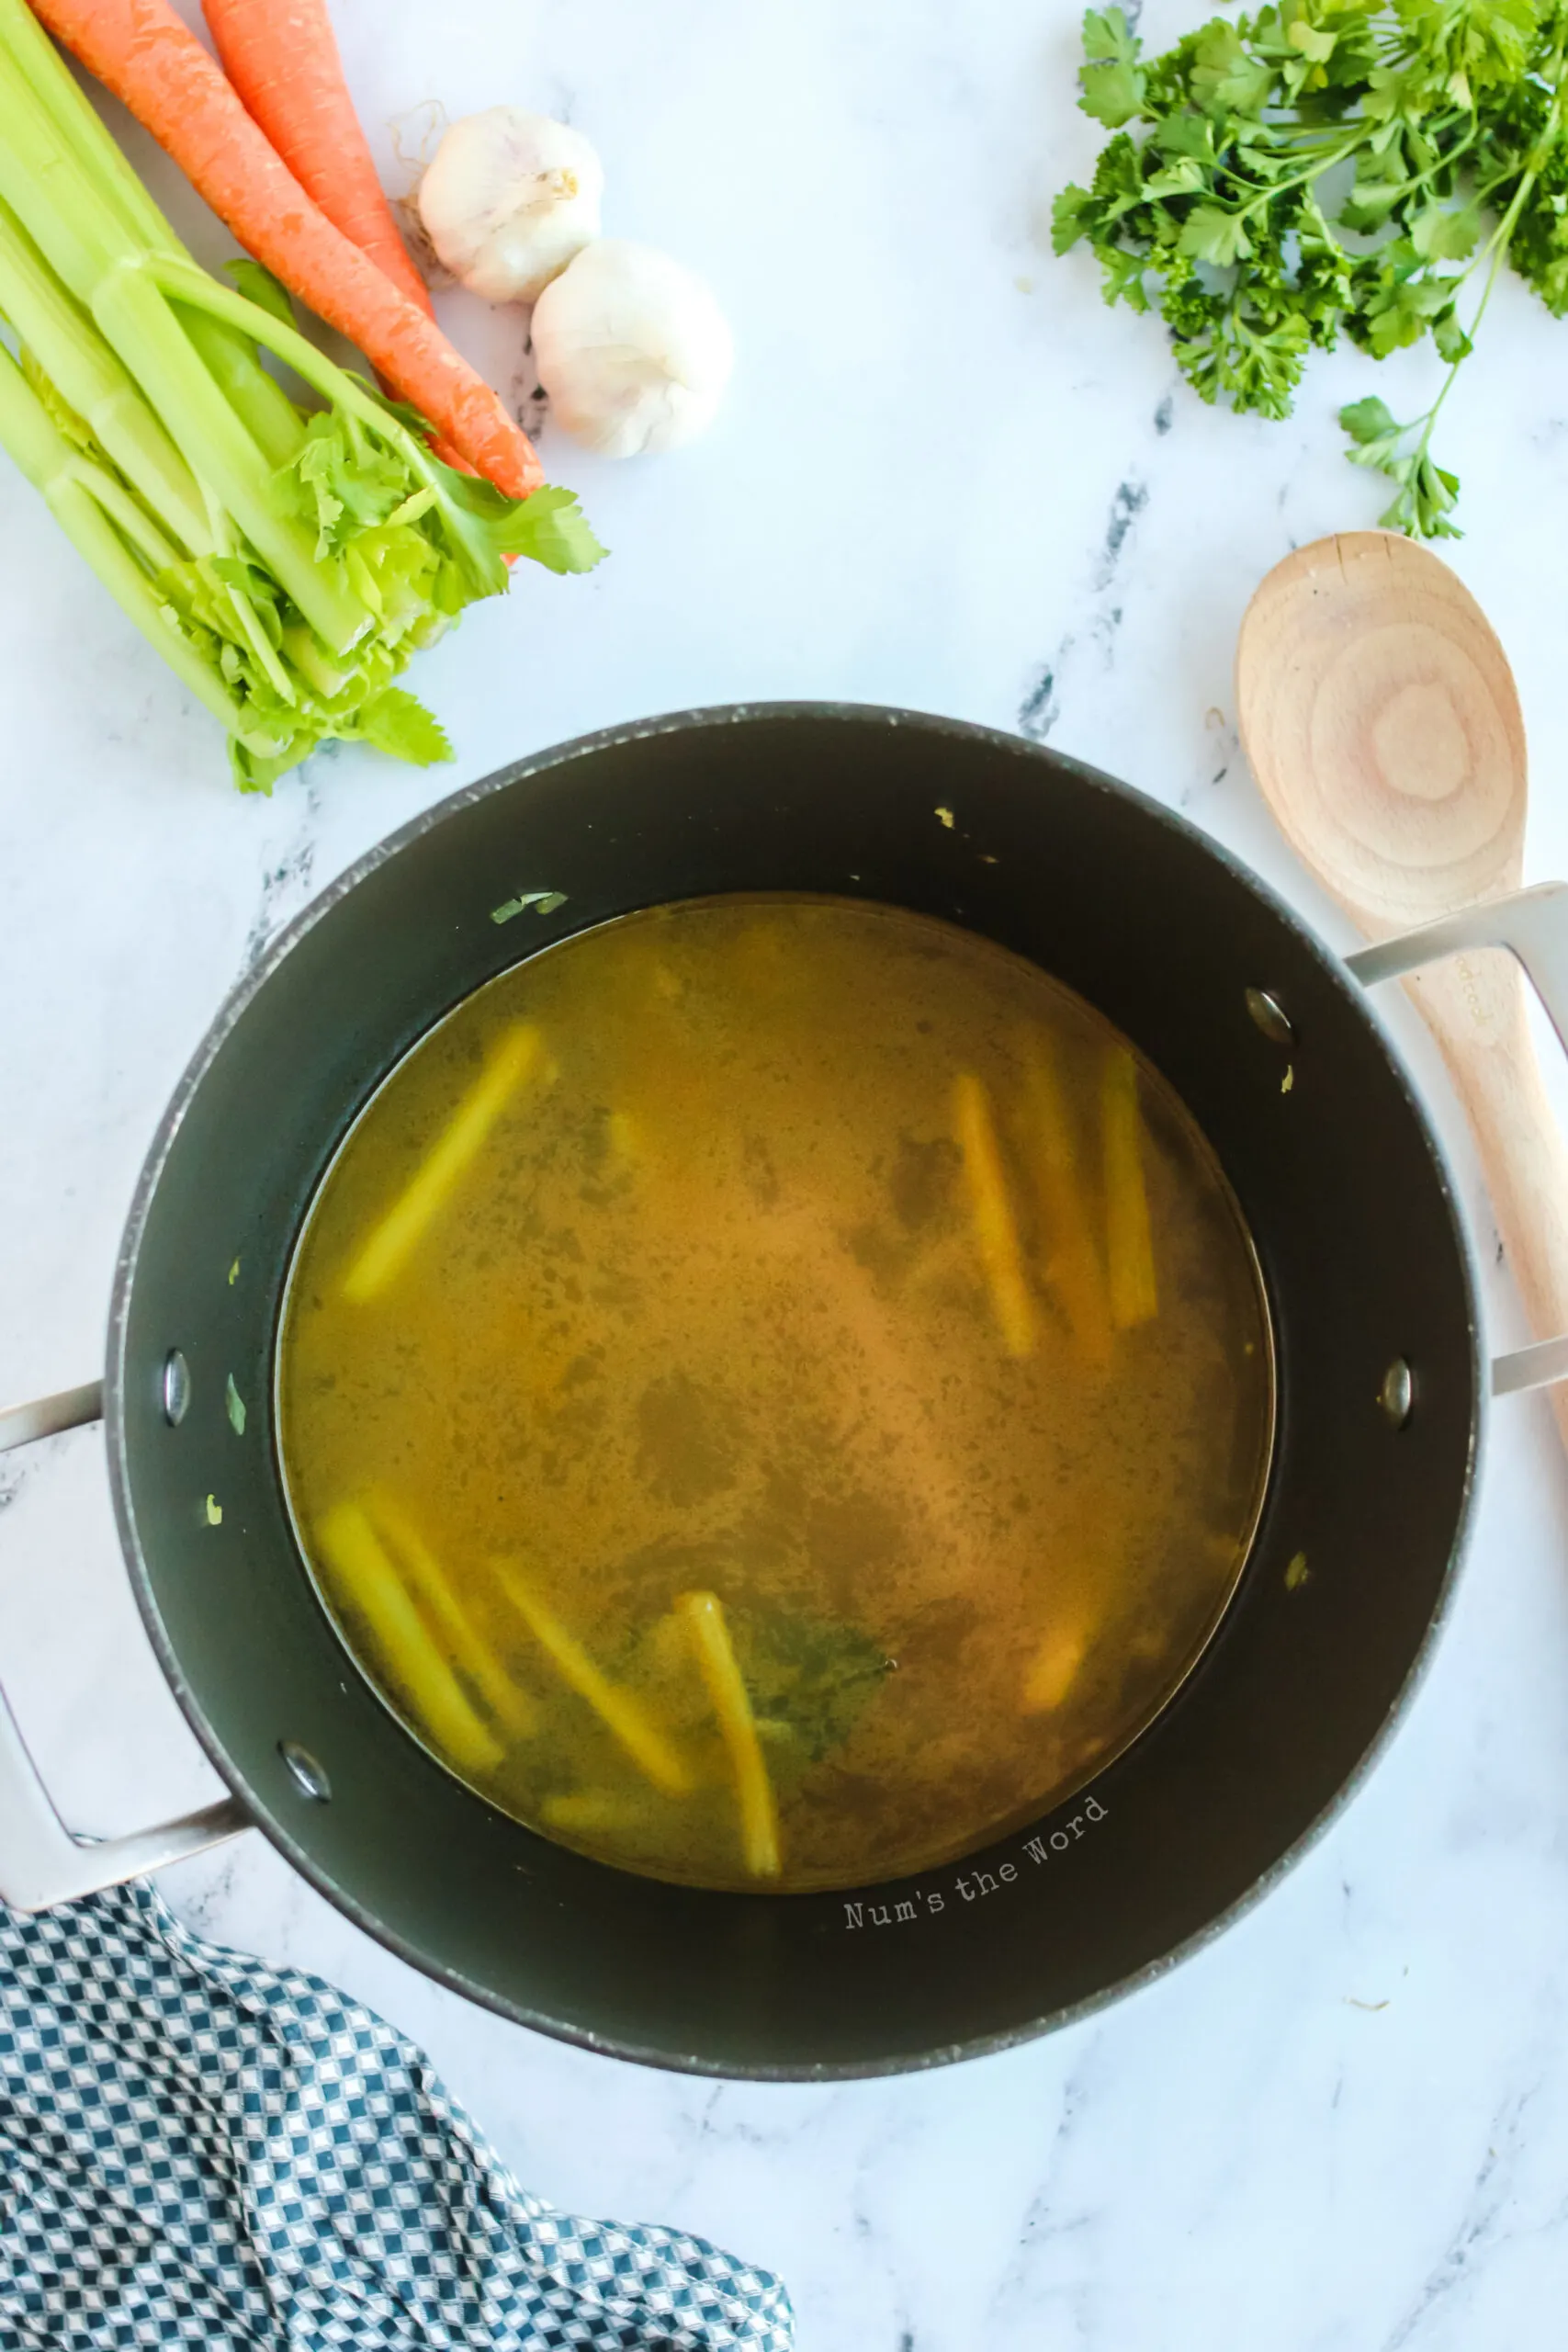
107,707,1480,2078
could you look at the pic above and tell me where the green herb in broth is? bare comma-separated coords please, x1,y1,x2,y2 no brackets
278,897,1273,1894
728,1603,895,1769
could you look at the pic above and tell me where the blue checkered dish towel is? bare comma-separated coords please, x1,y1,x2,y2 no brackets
0,1880,794,2351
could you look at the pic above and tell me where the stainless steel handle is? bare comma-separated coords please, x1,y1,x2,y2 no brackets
1346,880,1568,1399
0,1380,249,1911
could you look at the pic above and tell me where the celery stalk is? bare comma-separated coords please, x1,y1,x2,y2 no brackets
188,317,310,471
0,340,251,736
95,267,367,652
0,57,367,652
0,0,173,255
148,258,511,597
0,0,604,791
0,44,119,296
0,0,307,468
69,462,183,575
0,198,210,557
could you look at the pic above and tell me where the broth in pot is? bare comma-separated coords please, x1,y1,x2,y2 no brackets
278,898,1273,1893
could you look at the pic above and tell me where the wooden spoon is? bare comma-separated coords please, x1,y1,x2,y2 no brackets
1235,529,1568,1453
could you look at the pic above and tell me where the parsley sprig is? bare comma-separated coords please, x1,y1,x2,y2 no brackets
1054,0,1568,536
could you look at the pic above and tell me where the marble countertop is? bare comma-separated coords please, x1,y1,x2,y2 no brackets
7,1,1568,2343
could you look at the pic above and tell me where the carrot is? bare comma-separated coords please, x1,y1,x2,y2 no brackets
200,0,485,493
953,1070,1039,1360
1101,1047,1158,1329
1018,1028,1112,1366
201,0,433,320
341,1024,545,1304
676,1591,781,1881
28,0,541,496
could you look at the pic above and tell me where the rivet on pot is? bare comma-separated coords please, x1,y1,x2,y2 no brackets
278,1741,332,1803
1379,1358,1415,1428
1246,988,1294,1048
161,1349,191,1426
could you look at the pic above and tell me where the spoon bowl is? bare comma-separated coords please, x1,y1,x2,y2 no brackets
1238,530,1568,1457
1236,531,1527,933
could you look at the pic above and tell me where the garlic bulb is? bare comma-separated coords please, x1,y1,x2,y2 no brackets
418,109,604,305
530,240,734,458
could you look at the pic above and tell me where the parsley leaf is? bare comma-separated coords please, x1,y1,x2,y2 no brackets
1055,0,1568,537
1079,6,1147,126
732,1603,895,1768
1340,392,1402,445
1052,182,1100,252
1179,204,1256,265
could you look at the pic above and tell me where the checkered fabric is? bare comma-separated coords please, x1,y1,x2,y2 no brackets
0,1880,794,2352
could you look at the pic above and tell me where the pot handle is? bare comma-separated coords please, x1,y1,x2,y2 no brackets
0,1380,250,1912
1346,880,1568,1399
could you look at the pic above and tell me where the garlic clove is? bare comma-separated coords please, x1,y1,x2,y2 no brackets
530,240,734,459
418,107,604,305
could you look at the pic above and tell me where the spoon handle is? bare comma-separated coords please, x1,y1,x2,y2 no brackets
1405,951,1568,1455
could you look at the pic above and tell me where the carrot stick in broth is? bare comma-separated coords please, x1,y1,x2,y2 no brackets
367,1491,537,1737
28,0,542,493
1019,1030,1111,1364
201,0,434,318
493,1566,691,1796
953,1071,1039,1359
541,1791,639,1835
677,1591,780,1881
316,1500,503,1775
1102,1046,1158,1329
1021,1623,1089,1712
342,1025,543,1304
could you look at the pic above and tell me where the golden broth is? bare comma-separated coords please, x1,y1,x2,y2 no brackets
278,898,1272,1893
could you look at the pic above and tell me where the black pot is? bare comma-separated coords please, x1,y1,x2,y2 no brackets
3,705,1549,2079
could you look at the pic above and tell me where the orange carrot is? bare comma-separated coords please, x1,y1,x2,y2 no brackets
201,0,433,321
200,0,484,491
29,0,541,497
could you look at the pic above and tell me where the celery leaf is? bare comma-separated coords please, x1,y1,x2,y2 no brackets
355,685,453,766
225,258,296,330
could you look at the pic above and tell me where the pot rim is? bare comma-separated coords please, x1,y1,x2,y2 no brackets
102,701,1486,2078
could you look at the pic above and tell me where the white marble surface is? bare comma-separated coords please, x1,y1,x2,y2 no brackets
6,0,1568,2343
